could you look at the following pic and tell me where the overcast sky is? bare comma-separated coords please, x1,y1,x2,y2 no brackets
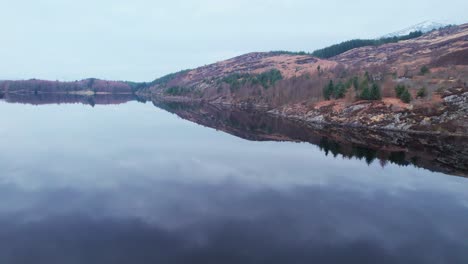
0,0,466,82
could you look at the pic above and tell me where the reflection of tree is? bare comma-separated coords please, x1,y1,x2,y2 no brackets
320,137,379,165
135,96,148,103
351,146,378,165
319,137,341,158
151,100,468,177
319,137,426,168
379,159,388,168
388,152,410,167
86,97,96,107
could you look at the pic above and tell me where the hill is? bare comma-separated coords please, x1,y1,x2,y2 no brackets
135,23,468,134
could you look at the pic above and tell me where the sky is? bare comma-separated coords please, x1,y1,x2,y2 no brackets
0,0,466,82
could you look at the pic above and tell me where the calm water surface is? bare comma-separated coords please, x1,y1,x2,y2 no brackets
0,99,467,263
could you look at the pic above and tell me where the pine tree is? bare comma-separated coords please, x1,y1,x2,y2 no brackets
401,89,411,103
370,83,381,100
365,71,370,81
323,80,334,100
417,87,427,98
333,81,346,99
395,84,406,97
352,76,359,90
360,86,371,100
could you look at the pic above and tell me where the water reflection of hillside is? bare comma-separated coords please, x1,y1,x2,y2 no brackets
1,94,466,177
153,100,468,177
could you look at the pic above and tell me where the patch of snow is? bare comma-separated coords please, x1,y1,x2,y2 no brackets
382,21,450,38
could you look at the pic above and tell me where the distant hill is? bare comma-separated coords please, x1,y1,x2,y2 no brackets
0,78,135,95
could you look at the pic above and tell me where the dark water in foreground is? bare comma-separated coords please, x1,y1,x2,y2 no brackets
0,97,467,264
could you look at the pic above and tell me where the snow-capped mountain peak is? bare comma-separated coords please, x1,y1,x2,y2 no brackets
382,21,450,38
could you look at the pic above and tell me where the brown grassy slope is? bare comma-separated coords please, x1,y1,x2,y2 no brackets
142,52,341,107
144,23,468,110
333,23,468,77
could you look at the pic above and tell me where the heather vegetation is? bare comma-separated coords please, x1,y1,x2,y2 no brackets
312,31,423,59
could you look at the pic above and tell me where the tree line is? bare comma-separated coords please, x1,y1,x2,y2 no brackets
312,31,423,59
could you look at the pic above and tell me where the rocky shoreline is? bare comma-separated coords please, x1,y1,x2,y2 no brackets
4,87,465,136
268,91,468,136
145,88,468,136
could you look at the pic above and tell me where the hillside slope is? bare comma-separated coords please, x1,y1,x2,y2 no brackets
135,23,468,134
137,52,338,107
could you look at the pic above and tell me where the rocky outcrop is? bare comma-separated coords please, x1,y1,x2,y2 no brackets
269,87,468,135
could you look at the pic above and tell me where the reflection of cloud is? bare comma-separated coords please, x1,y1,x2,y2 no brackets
0,179,467,264
1,101,468,262
1,101,467,195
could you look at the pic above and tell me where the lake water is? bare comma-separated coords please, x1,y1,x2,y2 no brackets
1,97,467,263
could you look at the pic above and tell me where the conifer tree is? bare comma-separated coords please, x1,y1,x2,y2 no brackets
360,86,371,100
323,80,334,100
370,83,381,100
401,89,411,103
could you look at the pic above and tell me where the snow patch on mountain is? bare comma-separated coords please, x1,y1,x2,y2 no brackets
382,21,450,38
